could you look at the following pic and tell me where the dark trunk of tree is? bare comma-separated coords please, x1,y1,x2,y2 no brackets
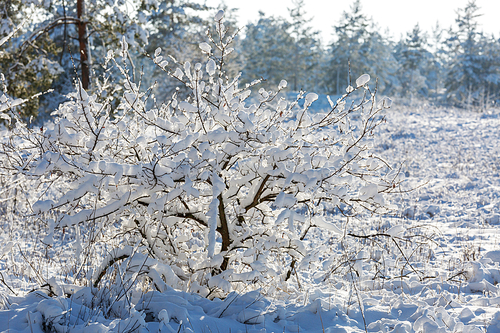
218,194,231,271
77,0,89,89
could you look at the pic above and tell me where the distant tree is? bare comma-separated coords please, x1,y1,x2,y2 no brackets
145,0,210,63
139,0,210,101
239,4,322,93
287,0,322,91
478,34,500,107
323,0,396,96
362,26,398,95
240,12,295,89
426,22,447,100
444,0,498,108
325,0,370,95
393,24,431,100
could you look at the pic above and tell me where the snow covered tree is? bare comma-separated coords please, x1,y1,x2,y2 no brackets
323,0,396,96
444,0,497,108
286,0,322,92
426,22,447,100
0,0,157,118
361,26,398,95
141,2,233,103
324,0,369,95
240,5,321,93
479,35,500,106
240,12,295,90
0,10,398,298
393,24,431,100
145,0,209,58
0,0,63,118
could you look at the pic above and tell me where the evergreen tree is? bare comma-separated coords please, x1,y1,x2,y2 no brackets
393,24,431,100
0,0,62,118
145,0,209,60
362,26,398,95
240,12,295,89
444,0,496,108
140,0,210,101
426,22,447,100
324,0,396,96
325,0,370,95
287,0,322,92
240,3,321,93
477,33,500,107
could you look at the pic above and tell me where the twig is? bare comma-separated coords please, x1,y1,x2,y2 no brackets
0,271,17,295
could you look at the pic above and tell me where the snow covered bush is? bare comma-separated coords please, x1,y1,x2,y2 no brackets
0,11,398,298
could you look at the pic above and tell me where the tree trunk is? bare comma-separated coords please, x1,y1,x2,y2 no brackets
77,0,89,89
218,194,231,271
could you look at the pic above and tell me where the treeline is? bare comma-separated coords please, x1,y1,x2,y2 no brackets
237,0,500,109
0,0,499,120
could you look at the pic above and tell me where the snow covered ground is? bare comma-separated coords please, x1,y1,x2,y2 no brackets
2,103,500,332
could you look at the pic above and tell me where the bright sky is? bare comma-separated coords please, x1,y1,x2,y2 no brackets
204,0,500,43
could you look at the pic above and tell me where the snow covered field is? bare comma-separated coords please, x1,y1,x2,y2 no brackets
2,104,500,332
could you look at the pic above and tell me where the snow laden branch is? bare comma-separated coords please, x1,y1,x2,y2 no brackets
0,10,399,298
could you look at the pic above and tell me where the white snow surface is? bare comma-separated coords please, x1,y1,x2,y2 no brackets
3,105,500,332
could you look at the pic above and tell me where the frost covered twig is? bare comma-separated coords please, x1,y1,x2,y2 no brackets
0,271,17,296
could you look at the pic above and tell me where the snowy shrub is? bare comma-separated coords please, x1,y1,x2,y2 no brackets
0,11,398,298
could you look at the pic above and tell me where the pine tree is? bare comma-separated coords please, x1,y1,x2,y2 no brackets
426,22,446,100
325,0,370,95
362,26,398,95
145,0,209,59
393,24,431,100
324,0,396,96
240,12,295,89
0,0,153,118
139,0,210,101
287,0,322,92
239,4,322,93
444,0,496,108
0,0,63,118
